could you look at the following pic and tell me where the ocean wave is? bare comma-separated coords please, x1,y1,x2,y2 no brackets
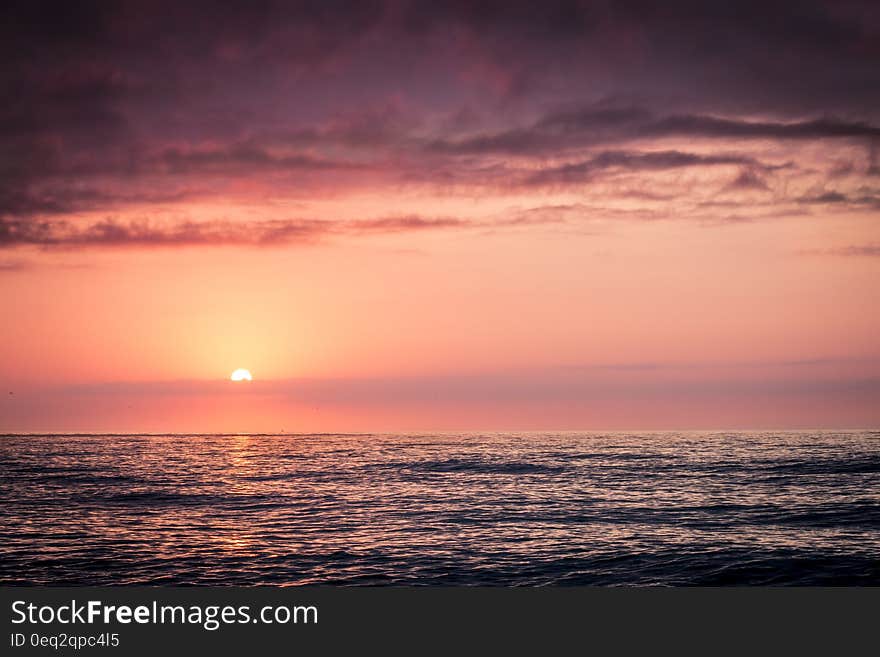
1,431,878,585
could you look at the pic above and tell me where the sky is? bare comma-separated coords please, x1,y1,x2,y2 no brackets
1,0,879,432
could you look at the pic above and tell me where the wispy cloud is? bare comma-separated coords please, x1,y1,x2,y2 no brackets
429,109,880,156
798,191,880,208
801,244,880,257
0,259,28,272
0,212,566,250
524,149,770,186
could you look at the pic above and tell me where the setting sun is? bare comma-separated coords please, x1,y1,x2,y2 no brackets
230,369,252,382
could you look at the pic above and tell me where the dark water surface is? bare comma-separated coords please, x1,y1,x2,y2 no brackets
1,432,878,585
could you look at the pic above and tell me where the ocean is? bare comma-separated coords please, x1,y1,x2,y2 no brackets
1,431,878,585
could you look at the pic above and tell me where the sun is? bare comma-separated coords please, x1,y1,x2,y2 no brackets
230,368,252,382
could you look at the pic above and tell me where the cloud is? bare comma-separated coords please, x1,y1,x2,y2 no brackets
0,215,476,249
798,190,880,208
1,0,878,248
725,168,770,191
801,191,850,204
431,109,880,156
642,115,880,140
159,145,360,174
869,142,880,176
804,244,880,257
0,259,28,272
0,211,573,250
525,149,767,185
346,216,469,233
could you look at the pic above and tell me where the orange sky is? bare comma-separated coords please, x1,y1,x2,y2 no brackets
2,2,879,431
3,199,879,431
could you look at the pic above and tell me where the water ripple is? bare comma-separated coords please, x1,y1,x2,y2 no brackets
1,431,878,585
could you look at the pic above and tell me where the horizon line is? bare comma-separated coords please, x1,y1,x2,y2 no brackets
2,428,878,437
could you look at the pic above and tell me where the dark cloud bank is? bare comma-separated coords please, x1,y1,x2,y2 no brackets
1,1,879,249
